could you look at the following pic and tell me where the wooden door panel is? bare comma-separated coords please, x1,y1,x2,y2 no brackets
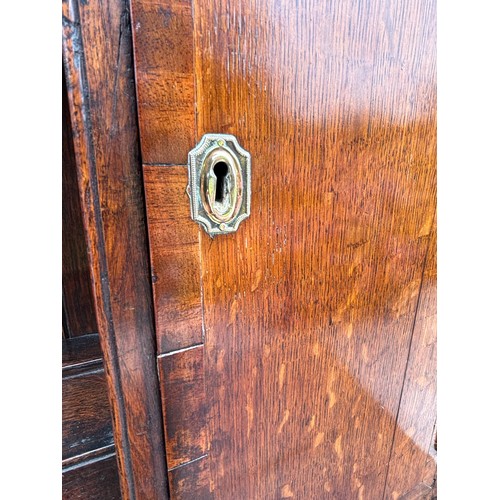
130,0,436,498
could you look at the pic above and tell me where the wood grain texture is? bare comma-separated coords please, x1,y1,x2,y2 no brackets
168,457,212,500
385,219,437,499
63,444,117,470
158,346,208,469
130,0,437,497
62,333,102,372
143,166,203,353
63,454,121,500
62,367,114,462
193,0,437,498
62,0,168,496
130,0,195,164
62,72,98,338
398,482,436,500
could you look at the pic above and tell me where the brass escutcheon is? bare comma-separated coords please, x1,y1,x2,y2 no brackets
187,134,251,236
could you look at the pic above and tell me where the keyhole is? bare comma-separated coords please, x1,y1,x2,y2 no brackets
213,161,229,203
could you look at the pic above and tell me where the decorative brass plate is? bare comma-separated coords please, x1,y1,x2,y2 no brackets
187,134,251,236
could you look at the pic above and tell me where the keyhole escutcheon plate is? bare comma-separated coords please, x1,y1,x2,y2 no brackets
187,134,251,236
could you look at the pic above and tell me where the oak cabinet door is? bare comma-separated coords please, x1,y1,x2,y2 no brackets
130,1,437,498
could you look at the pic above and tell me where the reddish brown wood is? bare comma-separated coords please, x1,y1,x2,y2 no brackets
385,218,437,498
143,166,203,353
63,454,121,500
62,333,102,371
158,346,208,469
62,334,118,487
62,0,168,496
62,366,114,462
63,70,119,496
62,72,98,338
168,457,212,500
130,0,195,164
131,0,437,497
190,0,437,496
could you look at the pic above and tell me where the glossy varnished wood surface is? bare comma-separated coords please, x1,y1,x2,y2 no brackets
143,166,203,353
131,0,437,497
385,219,437,498
132,2,209,494
142,166,210,497
131,0,195,164
194,1,436,497
62,0,168,496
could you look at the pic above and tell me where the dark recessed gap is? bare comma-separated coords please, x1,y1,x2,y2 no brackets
213,161,229,203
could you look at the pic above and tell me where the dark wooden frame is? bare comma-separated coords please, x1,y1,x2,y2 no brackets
62,0,169,497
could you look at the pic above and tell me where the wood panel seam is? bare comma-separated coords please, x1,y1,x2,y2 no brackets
168,453,208,472
62,359,103,377
62,446,116,472
381,209,437,499
62,366,104,381
158,342,204,358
